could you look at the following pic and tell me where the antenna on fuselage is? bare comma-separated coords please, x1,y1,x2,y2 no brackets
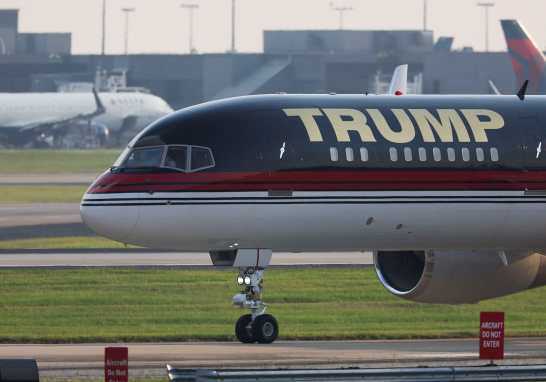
517,80,529,100
388,64,408,95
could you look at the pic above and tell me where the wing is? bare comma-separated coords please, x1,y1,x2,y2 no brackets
16,88,105,133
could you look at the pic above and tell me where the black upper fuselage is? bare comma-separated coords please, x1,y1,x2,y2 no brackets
118,94,546,174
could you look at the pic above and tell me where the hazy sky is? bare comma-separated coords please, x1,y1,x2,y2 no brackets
2,0,545,55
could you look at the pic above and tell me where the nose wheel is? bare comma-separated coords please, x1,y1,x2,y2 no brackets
232,267,279,344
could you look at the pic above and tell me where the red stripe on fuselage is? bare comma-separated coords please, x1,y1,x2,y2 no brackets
87,171,546,193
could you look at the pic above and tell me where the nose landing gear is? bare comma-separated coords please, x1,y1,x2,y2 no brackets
232,267,279,344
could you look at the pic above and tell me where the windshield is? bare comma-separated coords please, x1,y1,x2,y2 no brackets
124,147,164,168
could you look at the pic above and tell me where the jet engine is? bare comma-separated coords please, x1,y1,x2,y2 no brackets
374,250,546,304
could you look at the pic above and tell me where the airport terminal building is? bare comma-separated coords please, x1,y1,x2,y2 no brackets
0,9,517,111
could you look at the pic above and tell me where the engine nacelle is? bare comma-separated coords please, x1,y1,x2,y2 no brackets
374,250,546,304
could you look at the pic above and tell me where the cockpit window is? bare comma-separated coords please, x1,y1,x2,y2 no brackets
119,145,214,172
164,146,188,171
191,147,214,171
124,147,164,168
113,146,131,167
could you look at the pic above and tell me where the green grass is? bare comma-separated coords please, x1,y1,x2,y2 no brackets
0,268,546,343
0,237,141,249
0,186,88,204
0,149,121,174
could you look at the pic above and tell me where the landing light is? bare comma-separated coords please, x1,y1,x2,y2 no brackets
244,276,251,285
237,275,244,285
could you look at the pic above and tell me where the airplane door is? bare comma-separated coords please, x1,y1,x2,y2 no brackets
518,119,546,170
258,115,294,172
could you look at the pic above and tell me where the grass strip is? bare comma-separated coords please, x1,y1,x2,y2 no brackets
0,186,88,204
0,150,121,174
0,237,141,249
0,268,545,343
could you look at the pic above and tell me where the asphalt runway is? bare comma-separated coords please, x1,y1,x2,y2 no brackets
0,203,82,228
4,338,546,368
0,202,97,241
0,173,99,185
0,249,373,267
0,222,96,241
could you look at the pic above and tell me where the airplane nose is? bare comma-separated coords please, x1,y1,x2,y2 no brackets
80,198,140,243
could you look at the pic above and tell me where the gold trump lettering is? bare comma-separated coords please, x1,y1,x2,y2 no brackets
283,109,324,141
283,108,503,143
409,109,471,142
367,109,415,144
460,109,504,142
322,109,376,142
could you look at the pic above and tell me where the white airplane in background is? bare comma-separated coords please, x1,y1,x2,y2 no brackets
0,90,173,147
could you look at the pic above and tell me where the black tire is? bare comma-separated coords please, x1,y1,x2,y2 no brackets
235,314,254,343
251,314,279,344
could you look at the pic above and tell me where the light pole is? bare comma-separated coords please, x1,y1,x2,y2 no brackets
231,0,236,52
122,8,135,55
181,4,199,54
477,2,494,52
423,0,427,30
330,3,353,30
101,0,106,55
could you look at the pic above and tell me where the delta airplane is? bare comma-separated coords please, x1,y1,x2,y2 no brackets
502,19,546,95
81,65,546,345
0,90,173,146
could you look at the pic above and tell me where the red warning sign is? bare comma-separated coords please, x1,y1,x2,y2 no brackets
105,347,128,382
479,312,504,360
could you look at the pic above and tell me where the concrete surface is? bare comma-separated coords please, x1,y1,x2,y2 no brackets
0,222,96,241
0,173,100,185
0,203,82,228
4,338,546,368
0,251,373,267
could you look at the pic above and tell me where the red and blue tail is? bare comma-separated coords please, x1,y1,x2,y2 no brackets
501,20,546,95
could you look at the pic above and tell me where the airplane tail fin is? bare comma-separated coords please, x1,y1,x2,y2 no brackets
501,20,546,95
388,64,408,95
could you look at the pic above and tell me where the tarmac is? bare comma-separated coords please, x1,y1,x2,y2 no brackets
0,173,100,186
4,338,546,369
0,203,82,228
0,249,373,267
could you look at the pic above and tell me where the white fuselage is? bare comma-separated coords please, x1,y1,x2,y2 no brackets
0,92,173,133
81,188,546,253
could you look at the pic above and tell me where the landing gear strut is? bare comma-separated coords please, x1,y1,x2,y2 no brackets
232,267,279,344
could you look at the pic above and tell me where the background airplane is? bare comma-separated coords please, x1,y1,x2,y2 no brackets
0,90,173,147
501,19,546,95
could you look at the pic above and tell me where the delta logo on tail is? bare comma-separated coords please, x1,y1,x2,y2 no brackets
501,20,546,95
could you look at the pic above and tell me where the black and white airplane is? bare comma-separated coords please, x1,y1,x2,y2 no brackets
81,66,546,344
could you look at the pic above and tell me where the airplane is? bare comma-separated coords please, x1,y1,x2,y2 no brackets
81,65,546,345
501,19,546,95
0,90,173,147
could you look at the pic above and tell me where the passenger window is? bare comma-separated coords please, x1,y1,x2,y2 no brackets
462,148,470,162
346,147,354,162
360,147,368,162
491,147,499,162
389,147,398,162
191,147,214,171
124,147,164,168
433,147,441,162
330,147,338,162
447,148,455,162
163,146,188,171
404,147,412,161
476,148,485,162
418,147,426,161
